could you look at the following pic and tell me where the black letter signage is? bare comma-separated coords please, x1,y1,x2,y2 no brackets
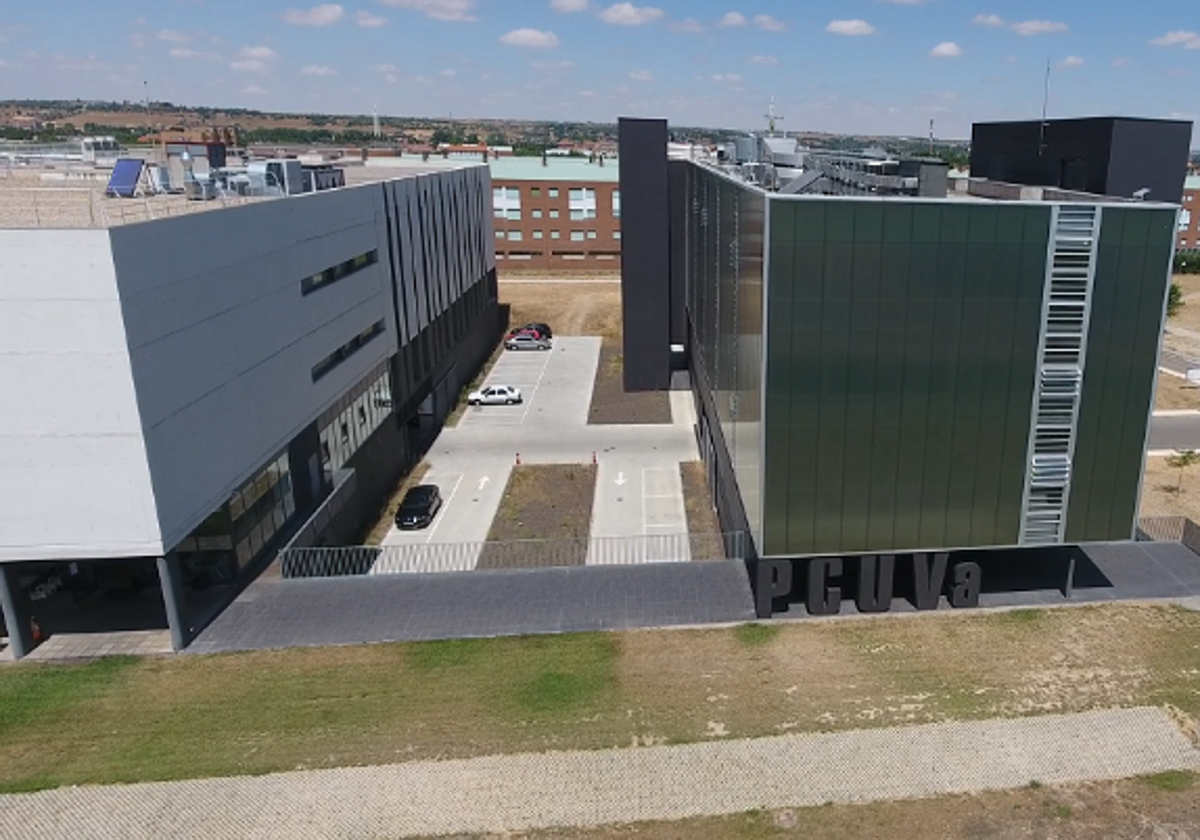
856,555,895,613
911,553,949,610
950,561,982,608
755,560,792,618
807,557,843,616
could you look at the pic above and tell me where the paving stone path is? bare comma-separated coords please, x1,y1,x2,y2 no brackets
2,707,1198,839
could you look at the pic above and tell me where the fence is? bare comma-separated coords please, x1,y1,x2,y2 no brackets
0,187,274,229
279,531,749,579
1136,515,1200,556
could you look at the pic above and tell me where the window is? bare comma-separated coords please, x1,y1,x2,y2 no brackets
300,250,379,295
311,320,386,382
551,231,561,240
1180,209,1192,232
531,187,541,197
532,209,543,219
586,230,597,240
570,231,585,242
533,230,544,239
612,190,621,219
508,231,523,241
495,230,505,239
506,208,521,221
613,230,622,240
548,188,559,198
568,187,597,220
549,209,560,219
357,405,367,426
493,185,521,218
1188,195,1195,203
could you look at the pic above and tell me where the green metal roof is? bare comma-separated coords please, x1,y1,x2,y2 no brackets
489,156,620,183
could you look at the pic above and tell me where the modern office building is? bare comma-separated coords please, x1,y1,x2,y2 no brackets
621,117,1180,598
489,156,622,271
970,117,1191,204
0,160,499,657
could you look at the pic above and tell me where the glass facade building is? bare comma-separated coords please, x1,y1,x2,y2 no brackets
683,163,1176,559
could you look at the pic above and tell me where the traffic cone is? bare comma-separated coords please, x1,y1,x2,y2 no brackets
515,452,521,466
592,451,597,466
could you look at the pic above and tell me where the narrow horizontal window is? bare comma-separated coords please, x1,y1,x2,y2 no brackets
311,320,386,382
300,250,379,296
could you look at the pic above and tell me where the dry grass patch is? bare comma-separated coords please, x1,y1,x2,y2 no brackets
680,461,726,561
1155,371,1200,411
478,464,598,568
439,775,1200,840
1140,455,1200,521
500,282,622,340
2,604,1199,793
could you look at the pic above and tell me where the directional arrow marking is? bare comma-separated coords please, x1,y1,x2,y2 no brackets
615,472,627,486
478,477,491,491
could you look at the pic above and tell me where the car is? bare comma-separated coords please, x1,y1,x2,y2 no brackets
507,327,546,341
505,333,552,351
394,484,443,530
521,322,553,339
467,384,523,405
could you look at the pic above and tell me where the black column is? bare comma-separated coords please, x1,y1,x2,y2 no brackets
667,159,690,349
157,555,189,652
0,564,35,659
618,117,671,391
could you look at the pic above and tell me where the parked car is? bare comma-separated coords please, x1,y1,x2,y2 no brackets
521,322,553,339
394,484,443,530
467,384,523,405
504,333,552,351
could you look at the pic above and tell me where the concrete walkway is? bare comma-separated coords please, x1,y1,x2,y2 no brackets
2,707,1196,839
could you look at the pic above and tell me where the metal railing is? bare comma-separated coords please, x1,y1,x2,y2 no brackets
0,187,275,229
280,531,748,579
1137,515,1200,556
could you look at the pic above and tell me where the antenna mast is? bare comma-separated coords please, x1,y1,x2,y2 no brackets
1039,57,1051,156
764,97,784,137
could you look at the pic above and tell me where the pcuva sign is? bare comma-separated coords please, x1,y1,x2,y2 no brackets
753,553,983,618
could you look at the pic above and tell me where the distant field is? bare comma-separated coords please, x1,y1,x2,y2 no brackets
0,603,1197,793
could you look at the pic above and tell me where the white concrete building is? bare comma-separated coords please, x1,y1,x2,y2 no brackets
0,161,499,657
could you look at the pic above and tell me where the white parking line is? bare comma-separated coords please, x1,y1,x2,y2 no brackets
517,348,555,425
425,473,464,544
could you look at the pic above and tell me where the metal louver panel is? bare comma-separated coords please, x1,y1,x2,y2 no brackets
1019,205,1100,545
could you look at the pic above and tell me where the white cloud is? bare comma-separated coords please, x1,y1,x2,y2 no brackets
599,3,664,25
531,59,576,69
719,11,746,27
376,0,476,21
239,45,279,60
301,64,338,75
241,85,267,95
1059,55,1084,68
629,68,653,81
156,29,190,42
499,28,560,47
230,46,278,72
282,4,345,25
1113,57,1130,66
550,0,588,11
749,54,778,65
170,48,222,60
371,63,400,73
710,73,742,82
356,10,388,26
929,41,963,58
1011,20,1068,36
1151,30,1200,48
826,19,874,36
669,18,704,33
971,13,1005,27
753,14,784,31
439,68,456,76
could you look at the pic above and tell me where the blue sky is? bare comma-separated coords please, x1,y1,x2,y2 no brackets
1,0,1198,139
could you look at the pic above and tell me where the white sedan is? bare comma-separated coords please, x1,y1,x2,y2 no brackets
467,384,523,405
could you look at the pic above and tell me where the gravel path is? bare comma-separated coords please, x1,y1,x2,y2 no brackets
2,707,1197,840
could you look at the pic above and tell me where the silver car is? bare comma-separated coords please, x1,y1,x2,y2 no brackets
467,385,523,405
504,333,552,351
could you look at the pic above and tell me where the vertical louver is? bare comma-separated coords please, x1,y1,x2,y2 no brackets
1020,205,1100,545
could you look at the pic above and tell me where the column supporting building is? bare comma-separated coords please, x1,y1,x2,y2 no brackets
0,564,35,659
156,555,189,652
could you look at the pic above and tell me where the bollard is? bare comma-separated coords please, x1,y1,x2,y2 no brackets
592,451,597,466
516,452,521,466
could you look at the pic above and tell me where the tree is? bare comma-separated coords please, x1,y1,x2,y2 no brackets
1169,282,1184,318
1165,449,1200,493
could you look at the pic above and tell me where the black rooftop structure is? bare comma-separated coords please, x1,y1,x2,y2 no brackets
970,116,1192,204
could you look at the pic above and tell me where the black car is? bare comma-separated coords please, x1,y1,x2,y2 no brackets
394,484,443,530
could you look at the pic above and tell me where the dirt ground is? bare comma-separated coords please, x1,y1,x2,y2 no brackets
1139,455,1200,520
479,464,598,568
680,461,726,561
1163,274,1200,360
1155,370,1200,410
437,774,1200,840
588,340,674,425
500,281,623,340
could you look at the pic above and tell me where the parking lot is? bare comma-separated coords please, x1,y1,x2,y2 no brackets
457,337,600,429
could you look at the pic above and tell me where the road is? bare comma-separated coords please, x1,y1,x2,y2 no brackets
1149,412,1200,451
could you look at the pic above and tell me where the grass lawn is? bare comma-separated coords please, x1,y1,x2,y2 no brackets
414,773,1200,840
1,604,1199,793
1140,455,1200,521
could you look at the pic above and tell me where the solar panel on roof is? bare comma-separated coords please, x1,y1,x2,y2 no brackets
105,158,145,198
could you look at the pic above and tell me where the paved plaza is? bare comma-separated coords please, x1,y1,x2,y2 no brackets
1,706,1196,840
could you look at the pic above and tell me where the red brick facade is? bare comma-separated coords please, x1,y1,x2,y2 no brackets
1179,185,1199,251
492,179,622,272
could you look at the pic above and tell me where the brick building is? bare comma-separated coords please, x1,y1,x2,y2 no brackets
489,157,621,271
1178,175,1200,251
